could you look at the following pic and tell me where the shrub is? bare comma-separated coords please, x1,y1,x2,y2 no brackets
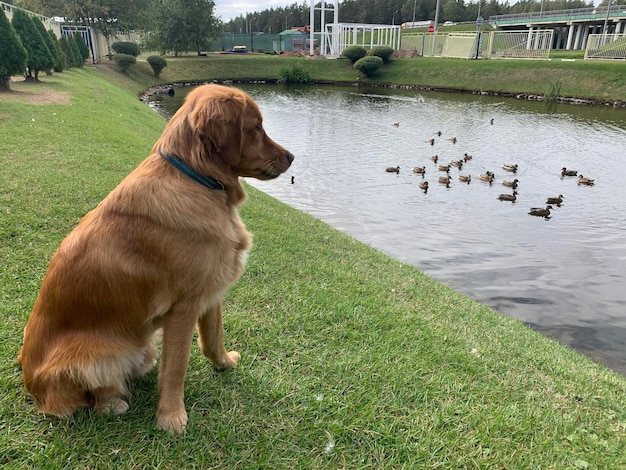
113,53,136,74
147,55,167,77
341,45,367,64
277,64,311,85
368,45,394,63
111,41,140,57
354,55,384,77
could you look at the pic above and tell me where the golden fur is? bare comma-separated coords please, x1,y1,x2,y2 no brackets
18,84,294,433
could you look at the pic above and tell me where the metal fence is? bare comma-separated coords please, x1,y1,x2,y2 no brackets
585,33,626,59
401,30,553,59
401,33,449,57
484,30,553,59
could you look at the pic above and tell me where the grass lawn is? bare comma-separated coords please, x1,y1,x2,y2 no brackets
117,53,626,102
1,66,625,468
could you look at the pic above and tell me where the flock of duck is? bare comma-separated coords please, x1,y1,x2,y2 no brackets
385,125,595,220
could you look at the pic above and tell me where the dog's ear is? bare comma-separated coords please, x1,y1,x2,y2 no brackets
188,92,246,167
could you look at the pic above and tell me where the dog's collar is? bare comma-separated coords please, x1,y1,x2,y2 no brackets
158,151,225,191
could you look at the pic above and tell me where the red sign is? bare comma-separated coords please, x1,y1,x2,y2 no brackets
428,25,435,33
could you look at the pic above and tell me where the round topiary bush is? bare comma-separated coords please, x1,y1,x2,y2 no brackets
368,45,394,63
353,55,384,77
341,45,367,64
113,53,136,74
147,55,167,77
111,41,140,57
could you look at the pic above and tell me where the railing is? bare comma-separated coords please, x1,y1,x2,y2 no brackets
489,5,626,25
585,32,626,59
1,0,51,24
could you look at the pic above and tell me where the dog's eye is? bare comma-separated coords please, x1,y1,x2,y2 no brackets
255,124,262,132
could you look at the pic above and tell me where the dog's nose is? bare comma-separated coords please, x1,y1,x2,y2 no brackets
285,152,295,164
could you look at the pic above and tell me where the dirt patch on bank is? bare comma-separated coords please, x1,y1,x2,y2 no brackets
0,78,71,105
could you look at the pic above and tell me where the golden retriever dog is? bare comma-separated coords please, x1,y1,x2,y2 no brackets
18,84,294,433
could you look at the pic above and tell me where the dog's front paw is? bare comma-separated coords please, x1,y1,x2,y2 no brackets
215,350,241,371
156,407,188,434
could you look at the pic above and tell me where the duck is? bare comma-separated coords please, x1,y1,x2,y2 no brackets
419,181,429,193
479,171,495,183
502,178,519,188
502,164,518,173
529,205,553,218
459,174,471,184
498,191,517,202
392,122,400,127
427,138,435,146
561,167,577,177
448,137,457,144
435,131,442,136
577,175,595,186
490,118,494,125
438,164,451,173
463,153,473,162
546,194,564,205
412,166,426,175
431,155,439,164
450,160,463,169
438,176,451,187
386,166,400,173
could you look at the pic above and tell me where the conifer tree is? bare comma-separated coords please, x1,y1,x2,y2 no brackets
0,10,27,90
73,32,90,63
11,9,54,80
68,34,83,67
59,35,76,68
48,30,66,72
32,16,58,75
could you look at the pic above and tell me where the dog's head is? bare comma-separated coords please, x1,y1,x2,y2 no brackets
155,84,294,183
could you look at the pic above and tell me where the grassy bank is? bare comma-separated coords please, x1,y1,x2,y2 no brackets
116,54,626,102
1,68,626,468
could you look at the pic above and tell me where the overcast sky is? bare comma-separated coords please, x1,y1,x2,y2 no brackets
214,0,295,22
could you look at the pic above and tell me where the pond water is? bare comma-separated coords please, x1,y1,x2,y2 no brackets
148,84,626,376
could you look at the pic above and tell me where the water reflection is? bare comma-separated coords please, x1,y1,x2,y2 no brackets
149,84,626,376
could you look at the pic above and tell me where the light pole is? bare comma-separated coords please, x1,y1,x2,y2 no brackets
392,10,399,26
412,0,417,25
285,12,292,31
475,0,483,59
250,17,255,52
603,0,613,36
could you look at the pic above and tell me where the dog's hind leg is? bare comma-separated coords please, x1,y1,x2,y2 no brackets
196,302,240,371
90,386,129,415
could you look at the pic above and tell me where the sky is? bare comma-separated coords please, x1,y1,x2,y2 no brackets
214,0,296,22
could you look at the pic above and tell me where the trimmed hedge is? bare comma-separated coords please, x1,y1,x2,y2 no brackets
341,45,367,64
147,55,167,77
368,46,394,63
354,55,384,77
111,41,140,57
113,53,136,74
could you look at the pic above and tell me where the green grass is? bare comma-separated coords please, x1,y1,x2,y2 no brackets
1,67,626,468
117,53,626,102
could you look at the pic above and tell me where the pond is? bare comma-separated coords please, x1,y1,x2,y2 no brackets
148,84,626,376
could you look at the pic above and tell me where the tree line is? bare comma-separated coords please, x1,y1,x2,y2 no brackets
224,0,594,34
2,0,601,64
12,0,220,56
0,8,89,91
